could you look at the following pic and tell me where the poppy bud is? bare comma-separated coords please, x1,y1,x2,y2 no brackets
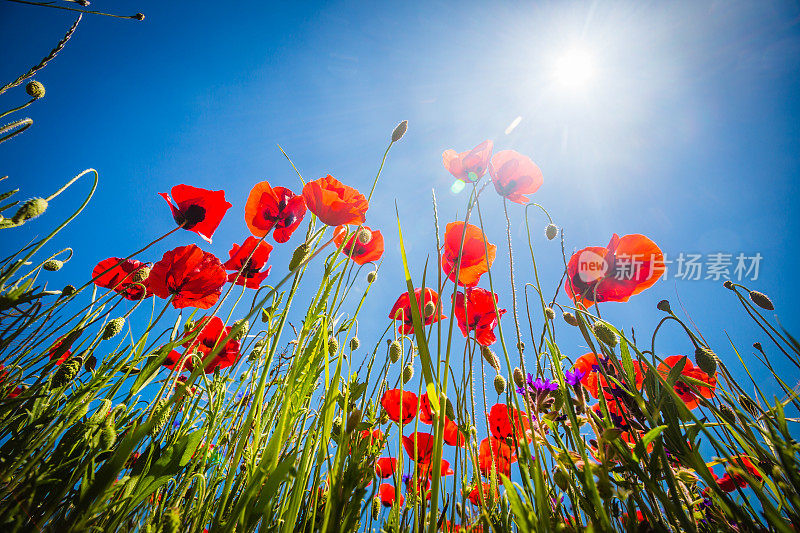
513,367,525,389
367,270,377,283
563,312,579,327
346,408,362,433
84,355,97,372
151,398,170,435
349,336,360,351
25,80,45,99
388,340,401,363
372,496,381,519
749,291,774,311
289,242,311,271
553,468,569,491
493,374,506,395
596,476,612,500
480,346,500,372
162,508,180,533
51,357,82,389
657,300,671,313
723,280,734,290
102,317,125,340
357,228,372,244
719,405,737,424
591,322,618,348
328,337,339,355
12,197,48,225
43,259,63,271
232,319,249,340
134,12,145,21
544,307,555,320
424,301,436,318
379,411,389,425
455,502,463,518
61,284,76,296
332,416,342,436
675,468,698,485
132,266,150,282
100,420,117,449
694,345,717,376
403,364,414,383
545,223,558,240
391,120,408,142
184,320,196,332
261,307,272,322
753,342,763,352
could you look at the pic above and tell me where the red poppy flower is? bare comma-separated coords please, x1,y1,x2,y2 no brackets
359,428,385,446
441,521,462,533
468,482,498,506
478,437,517,478
488,150,543,204
405,475,432,500
222,237,273,289
419,459,454,477
419,392,434,424
164,316,241,373
379,483,403,507
49,336,73,365
148,245,227,309
487,403,531,442
302,175,369,227
713,455,762,492
92,257,151,300
381,388,419,424
443,417,465,447
657,355,717,409
159,184,232,243
375,457,397,478
454,288,506,346
442,140,493,182
333,226,384,265
441,222,496,287
565,234,665,308
572,353,644,400
389,288,446,335
244,181,307,243
402,432,435,463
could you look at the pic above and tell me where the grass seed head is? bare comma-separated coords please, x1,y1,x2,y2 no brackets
12,197,48,225
26,80,45,99
43,259,63,271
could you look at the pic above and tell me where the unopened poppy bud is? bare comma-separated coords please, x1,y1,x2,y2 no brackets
493,374,506,395
372,496,381,519
424,301,436,317
51,357,82,389
657,300,671,313
553,468,569,491
544,307,555,320
332,416,342,435
25,80,45,99
349,336,360,351
563,312,579,326
346,408,361,433
12,197,48,225
232,319,249,340
357,227,372,244
61,284,76,296
723,280,734,290
184,320,196,332
151,399,170,435
391,120,408,142
749,291,774,311
513,367,525,389
163,507,180,533
545,223,558,240
480,346,500,372
403,363,414,383
379,411,389,425
719,404,737,424
100,420,117,449
102,317,125,340
328,337,339,355
289,242,311,271
455,502,463,518
43,259,63,271
753,342,763,352
694,346,717,376
134,12,145,21
675,468,698,485
367,270,377,283
388,340,401,363
132,266,150,282
592,321,618,347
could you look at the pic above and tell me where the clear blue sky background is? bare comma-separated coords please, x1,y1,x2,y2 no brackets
2,1,799,417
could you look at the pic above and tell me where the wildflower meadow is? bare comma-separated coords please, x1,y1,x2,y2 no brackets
1,3,799,532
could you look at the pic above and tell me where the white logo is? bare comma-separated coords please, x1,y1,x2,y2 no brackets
577,250,608,283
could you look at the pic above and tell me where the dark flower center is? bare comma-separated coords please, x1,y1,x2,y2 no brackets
176,204,206,229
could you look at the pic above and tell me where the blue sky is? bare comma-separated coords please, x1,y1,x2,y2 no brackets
2,1,800,409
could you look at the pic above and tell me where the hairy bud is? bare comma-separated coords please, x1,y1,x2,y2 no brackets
367,270,377,283
513,367,525,389
424,301,436,318
545,223,558,240
493,374,506,395
656,300,671,313
349,336,360,351
12,197,48,225
132,266,150,282
592,321,618,348
232,319,249,340
328,337,339,355
388,340,402,363
402,364,414,384
289,242,311,271
544,307,555,320
51,357,82,389
43,259,63,271
346,409,362,433
480,346,500,372
391,120,408,142
26,80,45,99
102,317,125,340
694,345,717,376
719,404,737,424
563,312,579,327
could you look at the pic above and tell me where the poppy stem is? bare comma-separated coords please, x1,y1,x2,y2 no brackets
367,141,393,204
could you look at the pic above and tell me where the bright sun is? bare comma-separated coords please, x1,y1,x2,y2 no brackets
554,48,595,89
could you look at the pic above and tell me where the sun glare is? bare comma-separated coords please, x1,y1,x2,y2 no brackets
554,47,595,89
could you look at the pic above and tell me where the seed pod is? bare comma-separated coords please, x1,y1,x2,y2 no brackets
43,259,63,271
328,337,339,355
12,197,48,225
26,80,45,99
553,468,569,491
719,405,737,424
493,374,506,395
544,307,555,320
346,409,361,433
367,270,377,283
232,319,249,340
753,342,763,352
749,291,774,311
357,228,372,244
51,357,82,389
61,284,76,297
591,321,618,348
563,312,579,327
545,223,558,240
391,120,408,142
694,345,717,376
402,364,414,383
480,346,500,372
132,266,150,282
100,420,117,449
513,367,525,389
349,337,360,351
424,301,436,317
103,317,125,340
388,340,402,363
656,300,671,313
289,242,311,271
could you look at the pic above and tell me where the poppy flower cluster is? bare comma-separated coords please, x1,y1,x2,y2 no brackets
164,316,241,373
389,288,446,335
657,355,717,410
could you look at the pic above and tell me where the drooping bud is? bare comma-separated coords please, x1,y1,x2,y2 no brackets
346,408,362,433
134,12,145,21
753,342,763,352
591,321,618,348
102,317,125,340
349,336,360,351
232,319,249,340
723,280,734,290
391,120,408,142
51,357,82,389
25,80,45,99
132,266,150,282
11,197,48,225
493,374,506,395
289,242,311,271
402,364,414,383
424,301,436,317
357,228,372,244
43,259,63,271
544,307,555,320
656,300,671,313
749,291,774,311
563,312,579,327
61,284,76,297
388,340,401,363
553,468,569,491
719,404,737,424
694,345,717,376
545,223,558,240
513,367,525,389
480,346,500,372
328,337,339,355
367,270,377,283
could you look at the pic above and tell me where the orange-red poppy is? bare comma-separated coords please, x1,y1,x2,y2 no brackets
657,355,717,409
488,150,543,204
159,184,231,243
244,181,306,243
379,483,403,507
164,316,241,373
572,353,644,400
375,457,397,478
148,245,227,309
419,392,434,424
222,237,273,289
49,336,73,365
468,482,498,506
478,437,517,478
419,459,454,477
333,225,384,264
565,234,664,308
443,417,465,447
359,428,385,446
441,222,496,287
92,258,152,300
402,432,435,463
454,288,506,346
302,175,368,226
389,288,446,334
381,388,419,424
442,140,493,183
487,403,531,442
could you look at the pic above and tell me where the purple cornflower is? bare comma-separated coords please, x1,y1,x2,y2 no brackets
565,368,586,387
532,378,559,393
